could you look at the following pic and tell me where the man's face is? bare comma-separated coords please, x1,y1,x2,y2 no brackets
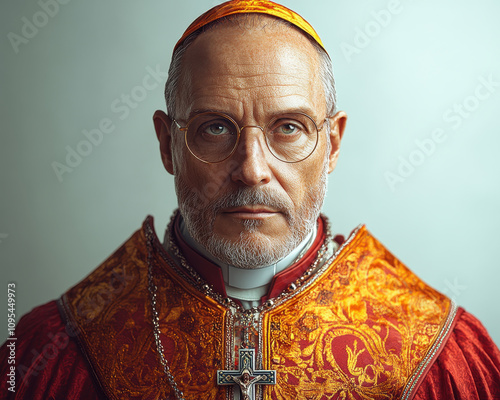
155,21,346,268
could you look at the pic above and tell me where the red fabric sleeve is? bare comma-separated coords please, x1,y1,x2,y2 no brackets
414,310,500,400
0,300,105,400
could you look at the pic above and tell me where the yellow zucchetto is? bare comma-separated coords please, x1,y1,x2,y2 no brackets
174,0,326,53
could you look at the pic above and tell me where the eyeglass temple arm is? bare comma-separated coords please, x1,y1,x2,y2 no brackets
171,118,182,129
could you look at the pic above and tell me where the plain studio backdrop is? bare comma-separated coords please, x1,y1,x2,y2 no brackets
1,0,499,345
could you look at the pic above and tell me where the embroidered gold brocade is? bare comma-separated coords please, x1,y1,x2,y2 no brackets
262,227,451,400
61,228,228,399
60,219,452,400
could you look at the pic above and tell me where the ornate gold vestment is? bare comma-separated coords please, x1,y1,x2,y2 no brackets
59,216,458,400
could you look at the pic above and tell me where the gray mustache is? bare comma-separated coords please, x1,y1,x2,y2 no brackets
209,188,292,215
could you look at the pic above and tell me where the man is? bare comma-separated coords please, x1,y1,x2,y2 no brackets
1,1,499,399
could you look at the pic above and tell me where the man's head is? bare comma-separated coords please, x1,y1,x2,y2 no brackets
154,1,347,269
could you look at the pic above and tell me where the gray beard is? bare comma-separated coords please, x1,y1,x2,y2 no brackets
175,157,329,269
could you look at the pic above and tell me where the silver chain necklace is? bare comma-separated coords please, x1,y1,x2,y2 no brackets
147,237,186,400
145,213,335,400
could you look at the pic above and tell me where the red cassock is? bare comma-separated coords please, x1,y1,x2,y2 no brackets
1,215,499,399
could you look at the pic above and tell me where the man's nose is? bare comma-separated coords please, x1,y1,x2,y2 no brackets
230,126,272,186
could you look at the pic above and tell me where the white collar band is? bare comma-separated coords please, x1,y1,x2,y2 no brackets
178,217,317,290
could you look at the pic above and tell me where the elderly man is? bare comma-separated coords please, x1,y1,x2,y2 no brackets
1,1,499,399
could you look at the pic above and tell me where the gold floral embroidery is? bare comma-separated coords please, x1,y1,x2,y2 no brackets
263,227,451,400
61,227,229,399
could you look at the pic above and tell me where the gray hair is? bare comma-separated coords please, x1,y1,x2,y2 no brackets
164,15,337,120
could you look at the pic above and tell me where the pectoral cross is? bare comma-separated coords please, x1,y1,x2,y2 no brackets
217,348,276,400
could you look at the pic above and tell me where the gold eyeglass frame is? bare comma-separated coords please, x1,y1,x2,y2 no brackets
172,111,328,164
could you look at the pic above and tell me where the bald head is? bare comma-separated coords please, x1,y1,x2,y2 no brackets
164,14,336,121
180,16,324,119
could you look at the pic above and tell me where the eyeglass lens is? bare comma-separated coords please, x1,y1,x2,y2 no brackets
185,113,318,163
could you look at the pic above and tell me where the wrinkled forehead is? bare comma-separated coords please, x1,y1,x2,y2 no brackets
176,17,325,119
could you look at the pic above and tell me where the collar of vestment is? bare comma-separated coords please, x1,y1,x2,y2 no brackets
59,213,461,400
171,212,325,306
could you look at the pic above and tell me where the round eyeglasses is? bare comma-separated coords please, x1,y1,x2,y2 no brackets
172,112,327,164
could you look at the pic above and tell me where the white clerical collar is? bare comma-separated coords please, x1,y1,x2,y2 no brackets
178,216,316,292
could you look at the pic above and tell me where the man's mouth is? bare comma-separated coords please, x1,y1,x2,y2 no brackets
222,206,280,219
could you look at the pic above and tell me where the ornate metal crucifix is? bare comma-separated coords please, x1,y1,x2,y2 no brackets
217,348,276,400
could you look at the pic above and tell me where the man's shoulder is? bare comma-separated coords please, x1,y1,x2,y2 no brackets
331,224,445,295
0,300,103,399
415,309,500,399
60,218,153,326
60,216,153,306
331,226,500,396
0,218,156,399
1,300,70,361
72,218,149,287
4,300,65,348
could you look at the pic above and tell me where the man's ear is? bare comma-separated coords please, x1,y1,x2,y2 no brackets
153,110,174,175
327,110,347,173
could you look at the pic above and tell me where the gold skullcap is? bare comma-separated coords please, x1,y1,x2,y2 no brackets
174,0,326,53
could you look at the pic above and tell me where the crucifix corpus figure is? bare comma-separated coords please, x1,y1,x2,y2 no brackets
217,348,276,400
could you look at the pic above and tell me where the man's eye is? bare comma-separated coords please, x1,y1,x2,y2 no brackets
204,123,230,135
279,123,299,135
